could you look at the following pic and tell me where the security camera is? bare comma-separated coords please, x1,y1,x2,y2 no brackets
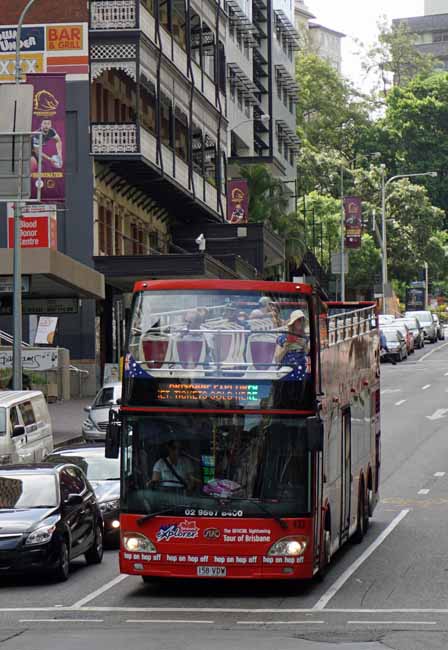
195,233,206,251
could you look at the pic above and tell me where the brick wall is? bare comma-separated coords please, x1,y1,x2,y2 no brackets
2,0,87,24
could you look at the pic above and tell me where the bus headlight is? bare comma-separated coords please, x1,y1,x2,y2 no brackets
267,536,308,556
123,533,157,553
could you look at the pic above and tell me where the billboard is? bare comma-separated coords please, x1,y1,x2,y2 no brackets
226,179,249,224
344,196,362,249
27,74,65,201
0,23,88,81
7,203,57,249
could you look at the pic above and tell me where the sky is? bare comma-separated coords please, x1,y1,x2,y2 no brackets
307,0,424,88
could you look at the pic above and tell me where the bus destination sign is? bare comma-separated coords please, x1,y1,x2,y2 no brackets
156,382,262,405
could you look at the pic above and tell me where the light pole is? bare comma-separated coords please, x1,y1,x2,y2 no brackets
13,0,37,390
380,170,437,305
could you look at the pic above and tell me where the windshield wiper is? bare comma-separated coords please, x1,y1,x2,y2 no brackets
137,503,190,526
209,494,288,530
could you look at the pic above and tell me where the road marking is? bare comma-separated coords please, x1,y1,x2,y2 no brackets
70,574,128,609
418,341,448,362
381,389,401,395
19,619,104,623
434,472,446,477
236,621,325,625
444,372,448,376
5,607,448,614
395,400,407,406
313,509,410,611
127,619,214,624
347,621,436,626
426,408,448,421
418,489,430,495
422,384,431,390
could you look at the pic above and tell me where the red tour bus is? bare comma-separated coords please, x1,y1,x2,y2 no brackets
106,280,381,580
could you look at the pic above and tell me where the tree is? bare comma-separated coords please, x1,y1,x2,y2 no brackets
238,164,289,231
381,72,448,213
359,17,439,100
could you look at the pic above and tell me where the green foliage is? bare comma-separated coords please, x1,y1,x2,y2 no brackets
359,17,440,100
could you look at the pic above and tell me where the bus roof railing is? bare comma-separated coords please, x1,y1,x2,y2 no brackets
328,305,376,347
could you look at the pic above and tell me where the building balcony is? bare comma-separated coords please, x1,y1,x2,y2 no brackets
91,122,225,221
90,0,138,30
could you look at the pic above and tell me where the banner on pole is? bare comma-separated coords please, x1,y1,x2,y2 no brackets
226,179,249,224
27,73,66,201
344,196,362,249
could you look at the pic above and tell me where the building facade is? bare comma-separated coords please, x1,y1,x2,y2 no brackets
294,0,344,73
393,1,448,71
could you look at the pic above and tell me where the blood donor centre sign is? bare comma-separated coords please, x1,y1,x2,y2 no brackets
27,74,66,201
7,203,57,249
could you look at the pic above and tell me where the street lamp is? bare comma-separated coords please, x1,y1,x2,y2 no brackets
339,153,381,302
232,114,270,131
380,169,438,304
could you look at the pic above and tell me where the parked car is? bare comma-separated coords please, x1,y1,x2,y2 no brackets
404,311,437,343
393,319,415,354
46,444,120,547
403,316,425,350
382,328,408,362
82,382,122,442
0,463,103,581
432,313,445,341
379,314,396,327
0,391,53,466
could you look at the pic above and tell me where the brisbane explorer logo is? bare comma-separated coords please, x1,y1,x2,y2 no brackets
156,520,199,542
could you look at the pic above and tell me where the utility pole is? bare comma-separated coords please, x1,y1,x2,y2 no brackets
340,166,345,301
12,0,37,390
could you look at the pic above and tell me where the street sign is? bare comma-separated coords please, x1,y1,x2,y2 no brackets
0,275,30,294
0,297,78,316
331,253,349,275
0,85,33,200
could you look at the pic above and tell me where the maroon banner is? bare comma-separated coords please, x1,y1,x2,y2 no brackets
226,179,249,224
27,73,66,201
344,196,362,249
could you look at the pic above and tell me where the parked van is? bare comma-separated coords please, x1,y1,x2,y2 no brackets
0,391,53,465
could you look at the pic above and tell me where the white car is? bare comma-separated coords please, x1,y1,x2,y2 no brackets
82,383,122,442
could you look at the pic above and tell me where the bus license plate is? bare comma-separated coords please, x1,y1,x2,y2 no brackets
197,566,226,577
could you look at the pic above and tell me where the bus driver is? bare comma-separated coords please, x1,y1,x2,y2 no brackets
151,440,196,490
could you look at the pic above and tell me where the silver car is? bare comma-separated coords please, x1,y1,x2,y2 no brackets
82,383,122,442
404,311,437,344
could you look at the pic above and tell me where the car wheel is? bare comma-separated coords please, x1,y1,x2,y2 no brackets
53,539,70,582
85,523,104,565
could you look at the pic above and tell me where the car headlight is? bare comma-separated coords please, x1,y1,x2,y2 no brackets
267,536,308,556
0,454,12,464
25,524,56,546
122,533,157,553
99,498,120,513
83,418,95,430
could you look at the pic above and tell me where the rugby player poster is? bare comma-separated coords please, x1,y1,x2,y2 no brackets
27,73,66,201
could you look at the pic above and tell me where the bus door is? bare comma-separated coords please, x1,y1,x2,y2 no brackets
313,449,324,568
340,407,352,544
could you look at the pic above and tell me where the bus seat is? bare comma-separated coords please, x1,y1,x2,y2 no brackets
141,335,173,368
246,332,278,370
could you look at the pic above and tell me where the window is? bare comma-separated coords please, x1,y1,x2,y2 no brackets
105,209,113,256
237,89,243,111
0,408,5,436
8,407,19,436
98,205,105,254
161,95,173,148
94,387,115,407
115,213,123,255
102,88,109,122
175,106,189,161
19,401,35,427
131,223,145,255
60,467,85,499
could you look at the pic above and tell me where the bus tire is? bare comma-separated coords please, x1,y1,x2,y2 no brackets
363,489,371,533
352,491,365,544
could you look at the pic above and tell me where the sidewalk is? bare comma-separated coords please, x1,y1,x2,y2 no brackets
48,398,91,447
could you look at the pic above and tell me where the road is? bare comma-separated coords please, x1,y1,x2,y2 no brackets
2,340,448,649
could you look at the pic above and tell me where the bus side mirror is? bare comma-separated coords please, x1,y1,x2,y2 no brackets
306,416,324,452
105,412,120,459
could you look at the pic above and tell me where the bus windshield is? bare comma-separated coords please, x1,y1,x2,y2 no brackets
127,291,310,379
122,413,312,519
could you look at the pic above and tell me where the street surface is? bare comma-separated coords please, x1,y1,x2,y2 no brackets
48,398,90,446
3,340,448,649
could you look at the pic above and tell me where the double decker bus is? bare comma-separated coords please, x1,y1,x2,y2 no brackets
106,280,380,580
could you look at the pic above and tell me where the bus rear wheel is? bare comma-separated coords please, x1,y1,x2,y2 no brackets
352,492,365,544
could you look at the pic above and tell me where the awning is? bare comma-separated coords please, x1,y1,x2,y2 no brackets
0,248,105,300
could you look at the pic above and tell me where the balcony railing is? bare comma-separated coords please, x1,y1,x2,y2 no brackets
91,123,138,153
92,122,225,216
90,0,137,29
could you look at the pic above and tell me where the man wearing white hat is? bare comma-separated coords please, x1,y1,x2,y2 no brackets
274,309,309,380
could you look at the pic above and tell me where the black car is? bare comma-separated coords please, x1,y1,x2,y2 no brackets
0,463,104,582
46,445,120,547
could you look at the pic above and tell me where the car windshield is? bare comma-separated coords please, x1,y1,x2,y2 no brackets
406,312,431,324
0,473,58,509
94,387,120,407
122,413,312,518
404,320,418,330
49,451,120,481
0,408,5,436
